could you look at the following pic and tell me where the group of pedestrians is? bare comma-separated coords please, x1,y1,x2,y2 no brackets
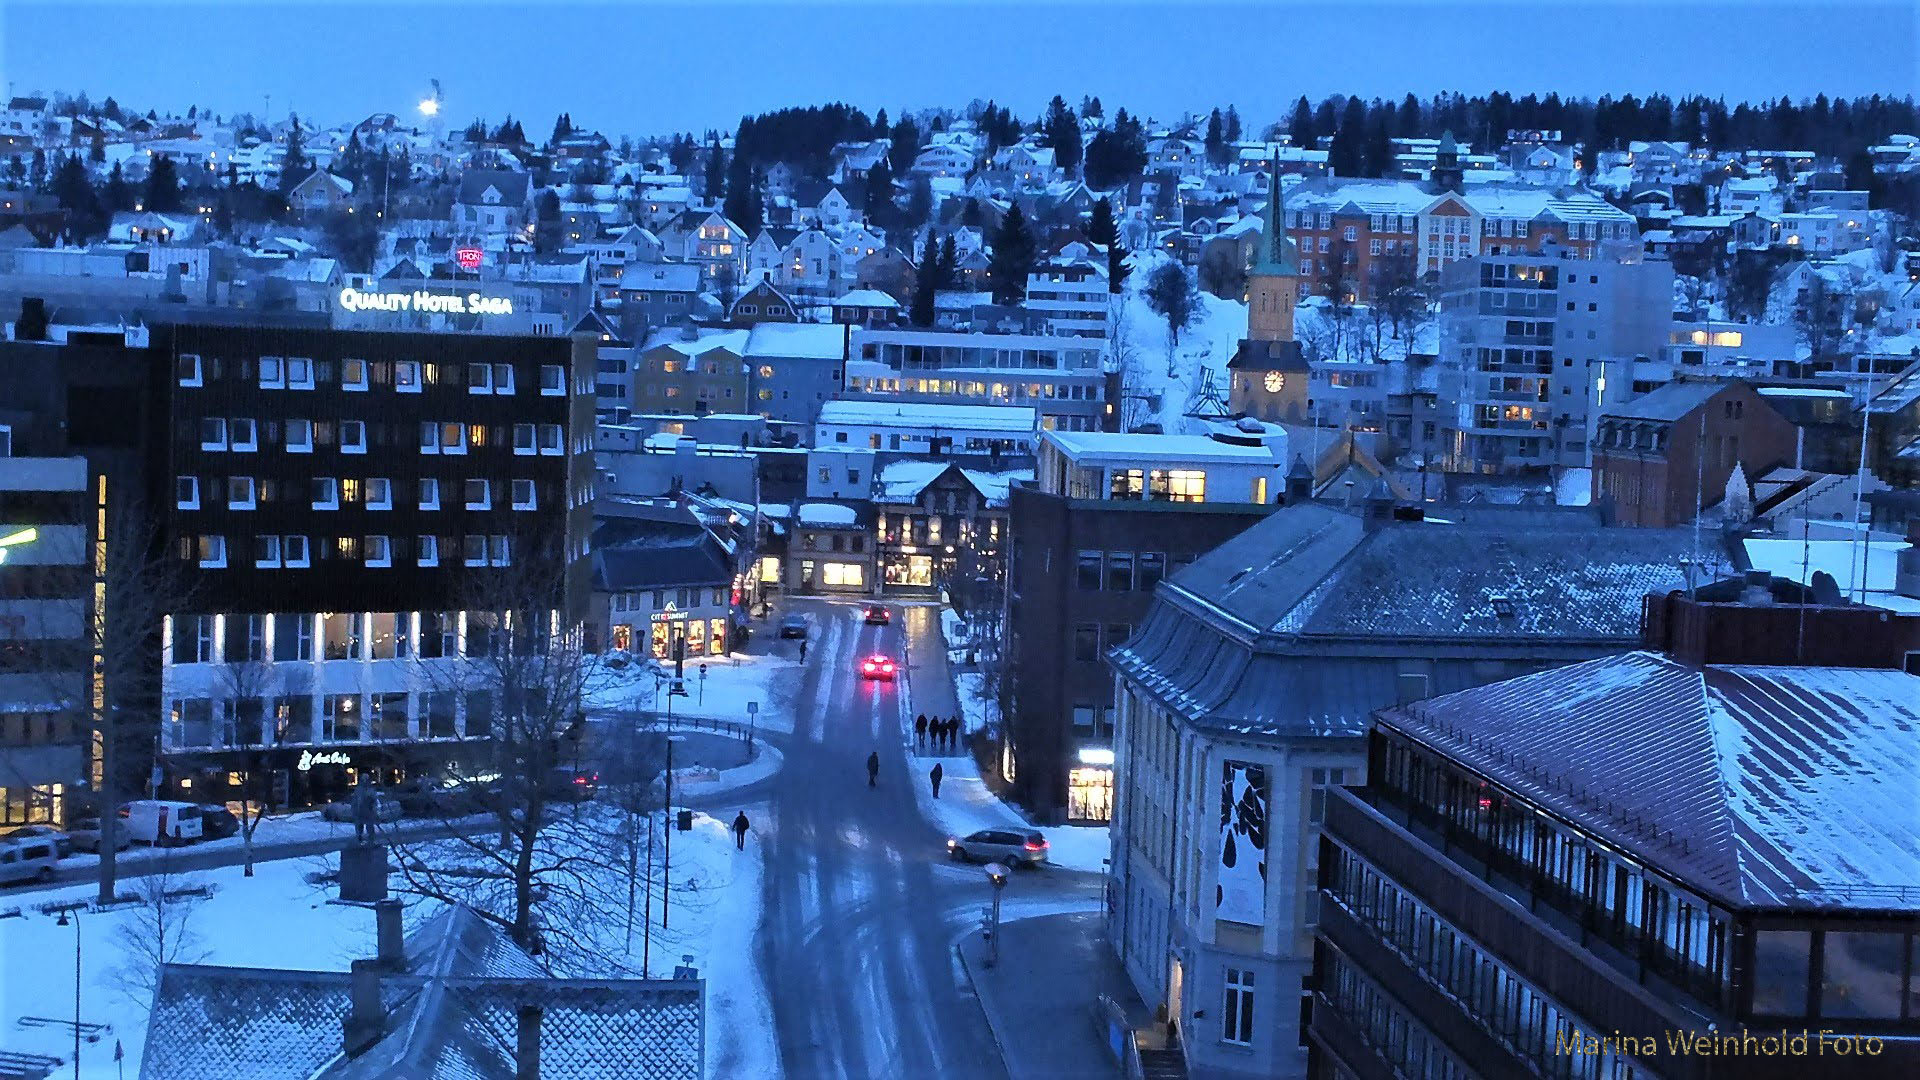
914,713,963,753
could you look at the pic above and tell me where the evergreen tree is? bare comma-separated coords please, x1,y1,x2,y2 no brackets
723,173,759,231
90,129,106,164
1088,196,1118,249
961,198,982,229
551,112,571,146
1083,109,1148,189
910,230,940,326
1044,96,1083,173
1224,106,1242,144
143,155,182,212
987,203,1036,305
103,161,134,212
103,96,122,122
278,118,310,193
1363,104,1396,178
888,117,920,175
1399,93,1423,137
533,189,563,253
1289,96,1315,147
904,175,933,227
703,141,727,200
1081,95,1104,120
52,154,96,226
1106,233,1131,295
1142,260,1199,346
1329,96,1367,176
937,233,958,289
873,109,889,139
864,156,895,221
1205,108,1228,166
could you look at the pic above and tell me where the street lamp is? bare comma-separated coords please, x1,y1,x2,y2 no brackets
55,908,79,1079
983,862,1009,968
417,98,439,118
662,735,686,931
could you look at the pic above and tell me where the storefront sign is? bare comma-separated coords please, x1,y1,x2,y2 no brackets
454,246,484,271
650,605,690,624
296,749,353,771
337,287,514,316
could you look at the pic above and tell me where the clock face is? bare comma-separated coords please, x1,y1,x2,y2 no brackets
1264,371,1286,393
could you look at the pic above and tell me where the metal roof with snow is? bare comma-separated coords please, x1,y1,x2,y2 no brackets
816,401,1036,433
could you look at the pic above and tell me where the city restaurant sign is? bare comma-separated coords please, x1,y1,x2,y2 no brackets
337,286,515,316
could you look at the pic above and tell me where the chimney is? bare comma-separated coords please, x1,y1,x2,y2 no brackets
374,898,404,966
1361,479,1396,531
515,1005,543,1080
342,959,386,1057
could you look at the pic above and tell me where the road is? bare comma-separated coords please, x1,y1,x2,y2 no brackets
748,597,1101,1080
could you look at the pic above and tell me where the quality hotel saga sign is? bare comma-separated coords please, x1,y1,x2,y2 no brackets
337,287,515,316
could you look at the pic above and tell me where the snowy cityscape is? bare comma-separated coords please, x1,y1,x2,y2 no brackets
0,2,1918,1078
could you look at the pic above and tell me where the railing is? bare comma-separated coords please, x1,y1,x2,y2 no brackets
633,711,757,746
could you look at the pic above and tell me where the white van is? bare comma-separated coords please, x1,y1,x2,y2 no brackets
121,800,204,846
0,838,59,886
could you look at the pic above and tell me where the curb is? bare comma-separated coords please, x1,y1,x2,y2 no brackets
954,934,1025,1080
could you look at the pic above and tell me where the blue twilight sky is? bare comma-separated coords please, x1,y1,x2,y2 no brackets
1,1,1914,137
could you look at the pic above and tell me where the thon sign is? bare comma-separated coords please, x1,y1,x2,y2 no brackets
338,287,514,316
455,246,484,271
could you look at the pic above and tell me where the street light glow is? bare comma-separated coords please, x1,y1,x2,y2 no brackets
418,98,439,118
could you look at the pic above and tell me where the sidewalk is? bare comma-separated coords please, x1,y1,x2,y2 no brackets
958,911,1153,1080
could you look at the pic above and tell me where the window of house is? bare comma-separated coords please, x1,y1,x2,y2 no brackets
540,365,564,395
340,420,367,454
396,360,421,392
511,479,536,510
1076,550,1103,590
1222,969,1255,1046
1109,469,1145,499
341,358,368,391
1073,624,1099,662
176,476,199,509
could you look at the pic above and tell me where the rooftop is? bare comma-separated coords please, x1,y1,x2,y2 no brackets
816,400,1037,433
1044,430,1285,464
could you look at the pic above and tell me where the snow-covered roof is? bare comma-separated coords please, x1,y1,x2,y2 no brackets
744,322,846,360
832,288,900,308
816,401,1036,433
1742,538,1920,613
796,502,860,527
1043,430,1283,464
640,326,750,357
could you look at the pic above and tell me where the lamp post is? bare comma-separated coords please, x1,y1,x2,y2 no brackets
663,734,685,930
55,907,79,1079
983,862,1009,968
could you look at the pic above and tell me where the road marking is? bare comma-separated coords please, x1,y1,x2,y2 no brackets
807,614,844,743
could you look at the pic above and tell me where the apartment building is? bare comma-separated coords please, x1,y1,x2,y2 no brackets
845,328,1113,431
1436,246,1673,472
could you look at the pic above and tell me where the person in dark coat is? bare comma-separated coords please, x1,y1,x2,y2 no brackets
915,714,928,748
930,762,944,798
867,751,880,787
731,811,750,850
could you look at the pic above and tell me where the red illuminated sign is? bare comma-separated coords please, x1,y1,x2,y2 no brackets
455,247,484,271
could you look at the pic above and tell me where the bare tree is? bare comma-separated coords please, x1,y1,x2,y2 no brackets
113,856,211,1013
1376,253,1430,345
210,653,306,875
1107,299,1156,431
385,536,625,965
1794,273,1855,360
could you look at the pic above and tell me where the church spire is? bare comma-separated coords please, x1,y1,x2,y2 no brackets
1255,164,1299,276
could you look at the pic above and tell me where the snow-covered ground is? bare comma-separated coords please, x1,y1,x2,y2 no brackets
954,670,997,735
586,645,804,734
1112,254,1248,433
0,809,778,1080
909,749,1109,875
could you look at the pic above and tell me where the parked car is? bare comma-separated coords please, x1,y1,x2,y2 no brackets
120,800,204,846
863,605,890,625
0,838,59,885
198,805,240,840
321,794,403,825
68,817,130,854
947,829,1049,868
546,766,600,802
778,614,809,639
394,778,491,817
3,825,72,859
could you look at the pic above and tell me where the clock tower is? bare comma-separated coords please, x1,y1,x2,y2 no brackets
1229,168,1310,420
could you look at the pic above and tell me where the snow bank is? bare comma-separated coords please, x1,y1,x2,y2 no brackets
909,750,1108,874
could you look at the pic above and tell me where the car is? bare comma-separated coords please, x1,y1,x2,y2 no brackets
119,800,204,846
198,805,240,840
947,829,1049,868
546,766,600,802
778,614,809,639
3,825,72,859
68,817,130,854
322,794,403,825
0,838,59,885
394,778,491,817
863,605,890,626
859,653,897,680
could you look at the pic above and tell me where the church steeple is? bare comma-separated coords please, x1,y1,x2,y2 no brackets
1255,168,1300,276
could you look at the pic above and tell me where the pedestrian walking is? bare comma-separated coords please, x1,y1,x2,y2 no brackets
799,639,808,662
866,751,880,788
731,811,750,850
915,714,928,748
945,717,958,751
930,762,944,799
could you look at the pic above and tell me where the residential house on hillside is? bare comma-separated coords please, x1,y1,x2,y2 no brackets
452,168,532,240
616,261,702,332
631,325,751,417
285,169,354,218
658,208,748,285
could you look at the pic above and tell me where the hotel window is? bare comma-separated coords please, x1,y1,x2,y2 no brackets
286,419,313,453
177,353,203,387
283,535,311,568
1222,969,1255,1046
538,424,563,455
417,477,440,510
493,363,515,395
365,535,392,568
259,356,284,388
396,360,421,392
417,535,439,567
230,418,258,452
311,477,339,510
340,420,367,454
468,363,493,393
254,534,281,568
341,358,368,391
513,423,536,455
228,476,255,509
464,479,491,510
489,535,510,566
540,365,564,395
464,535,488,567
287,357,314,389
176,476,199,510
440,423,467,455
199,417,227,451
511,479,536,510
1073,624,1099,662
366,478,392,510
197,534,227,568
